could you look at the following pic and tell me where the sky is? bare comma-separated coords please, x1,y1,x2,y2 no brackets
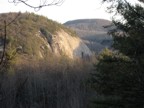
0,0,140,23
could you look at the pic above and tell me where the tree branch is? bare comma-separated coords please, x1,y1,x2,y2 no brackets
0,21,7,65
0,12,21,31
8,0,64,10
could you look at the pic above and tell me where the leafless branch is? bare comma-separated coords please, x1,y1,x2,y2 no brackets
0,12,21,31
8,0,65,10
0,13,21,65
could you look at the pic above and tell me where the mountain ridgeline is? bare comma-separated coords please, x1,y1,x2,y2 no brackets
0,12,91,63
64,19,113,53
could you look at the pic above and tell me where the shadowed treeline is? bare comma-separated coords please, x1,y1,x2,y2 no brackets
0,57,93,108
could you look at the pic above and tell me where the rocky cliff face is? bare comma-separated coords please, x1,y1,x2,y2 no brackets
37,29,91,59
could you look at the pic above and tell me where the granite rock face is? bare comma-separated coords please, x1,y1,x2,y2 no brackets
38,29,92,59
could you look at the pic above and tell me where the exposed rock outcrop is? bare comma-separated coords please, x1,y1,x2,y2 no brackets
38,29,92,59
51,30,91,59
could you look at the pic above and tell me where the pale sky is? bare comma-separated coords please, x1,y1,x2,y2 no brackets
0,0,140,23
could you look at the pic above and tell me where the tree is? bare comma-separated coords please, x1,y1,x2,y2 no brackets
90,0,144,107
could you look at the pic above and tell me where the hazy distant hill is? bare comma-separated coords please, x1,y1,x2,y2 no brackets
64,19,113,53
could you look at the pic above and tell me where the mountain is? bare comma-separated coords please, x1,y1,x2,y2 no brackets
64,19,113,53
0,12,91,64
0,13,94,108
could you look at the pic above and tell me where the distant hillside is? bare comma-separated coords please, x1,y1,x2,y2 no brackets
64,19,113,53
0,12,91,64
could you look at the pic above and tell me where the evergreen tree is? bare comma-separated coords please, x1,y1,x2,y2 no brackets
90,0,144,107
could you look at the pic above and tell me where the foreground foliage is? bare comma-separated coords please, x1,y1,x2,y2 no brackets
90,0,144,108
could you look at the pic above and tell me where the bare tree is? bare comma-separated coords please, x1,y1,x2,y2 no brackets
0,21,6,65
8,0,64,10
0,13,21,65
